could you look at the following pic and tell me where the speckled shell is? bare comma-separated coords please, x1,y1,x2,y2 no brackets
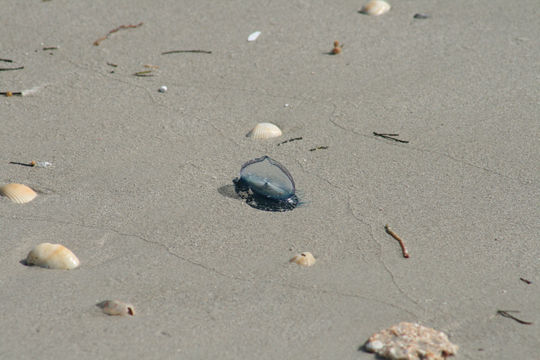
99,300,135,316
26,243,80,270
290,252,316,267
247,123,282,139
360,0,391,16
0,183,37,203
240,156,295,200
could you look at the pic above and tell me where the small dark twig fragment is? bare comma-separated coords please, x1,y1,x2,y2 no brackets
520,277,532,284
1,91,22,97
413,13,430,19
0,58,13,63
42,46,58,50
9,161,34,167
0,66,24,72
497,310,533,325
385,224,410,258
93,22,144,46
277,137,303,146
309,146,329,152
373,132,409,143
161,50,212,55
106,62,118,67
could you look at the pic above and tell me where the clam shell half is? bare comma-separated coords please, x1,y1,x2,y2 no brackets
360,0,391,16
26,243,80,270
247,123,282,139
0,183,37,203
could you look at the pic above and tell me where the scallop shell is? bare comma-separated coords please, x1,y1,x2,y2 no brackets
98,300,135,316
247,122,282,139
0,183,37,203
26,243,80,270
290,252,316,267
360,0,391,16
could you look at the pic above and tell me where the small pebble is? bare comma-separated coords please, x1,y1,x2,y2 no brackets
158,85,167,93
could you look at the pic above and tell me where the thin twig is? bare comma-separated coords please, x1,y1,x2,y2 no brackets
161,50,212,55
42,46,58,50
520,277,532,284
497,310,533,325
133,70,153,77
384,224,410,258
0,66,24,71
93,22,143,46
1,91,22,97
9,161,34,167
0,58,13,63
309,146,329,151
373,132,409,143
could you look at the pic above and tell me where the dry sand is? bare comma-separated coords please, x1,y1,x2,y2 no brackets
1,0,538,359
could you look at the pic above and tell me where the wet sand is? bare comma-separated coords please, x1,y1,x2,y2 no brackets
1,0,538,359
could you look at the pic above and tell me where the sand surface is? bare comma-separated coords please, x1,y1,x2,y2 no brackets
1,0,538,359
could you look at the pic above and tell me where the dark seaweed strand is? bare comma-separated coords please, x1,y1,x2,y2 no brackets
309,146,329,151
373,132,409,143
497,310,533,325
0,58,13,63
277,137,303,146
520,277,532,284
161,50,212,55
0,66,24,71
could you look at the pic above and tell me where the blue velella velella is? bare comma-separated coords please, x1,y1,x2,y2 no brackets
233,156,299,212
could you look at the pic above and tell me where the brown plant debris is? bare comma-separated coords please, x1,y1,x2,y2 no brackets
364,322,458,360
161,49,212,55
373,132,409,143
497,310,533,325
93,22,143,46
385,224,410,258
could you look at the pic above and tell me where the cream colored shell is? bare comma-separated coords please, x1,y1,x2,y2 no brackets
290,252,316,267
247,122,283,139
26,243,80,270
360,0,391,16
0,183,37,204
99,300,135,316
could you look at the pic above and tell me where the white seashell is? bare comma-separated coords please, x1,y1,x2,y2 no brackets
0,183,37,203
26,243,80,270
248,31,261,42
360,0,391,16
247,122,282,139
290,252,316,267
158,85,167,93
99,300,135,316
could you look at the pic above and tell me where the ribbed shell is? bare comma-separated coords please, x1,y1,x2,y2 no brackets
0,183,37,204
247,123,283,139
360,0,391,16
26,243,80,270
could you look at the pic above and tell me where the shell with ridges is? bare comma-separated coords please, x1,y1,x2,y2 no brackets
0,183,37,203
26,243,80,270
290,252,316,267
247,123,282,139
360,0,391,16
99,300,135,316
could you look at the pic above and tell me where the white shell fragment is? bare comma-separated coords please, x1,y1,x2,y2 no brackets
26,243,80,270
99,300,135,316
158,85,167,93
247,122,282,139
360,0,391,16
290,252,316,267
364,322,458,360
248,31,261,42
0,183,37,204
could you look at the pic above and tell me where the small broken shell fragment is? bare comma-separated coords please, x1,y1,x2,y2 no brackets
248,31,261,42
290,252,316,267
364,322,458,360
98,300,135,316
360,0,391,16
26,243,80,270
0,183,37,203
247,122,282,139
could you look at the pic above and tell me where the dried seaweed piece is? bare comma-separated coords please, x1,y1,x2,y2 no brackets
373,132,409,143
364,322,458,360
385,224,410,258
497,310,533,325
0,66,24,71
161,50,212,55
93,22,143,46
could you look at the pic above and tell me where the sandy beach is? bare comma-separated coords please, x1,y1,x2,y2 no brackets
1,0,538,359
